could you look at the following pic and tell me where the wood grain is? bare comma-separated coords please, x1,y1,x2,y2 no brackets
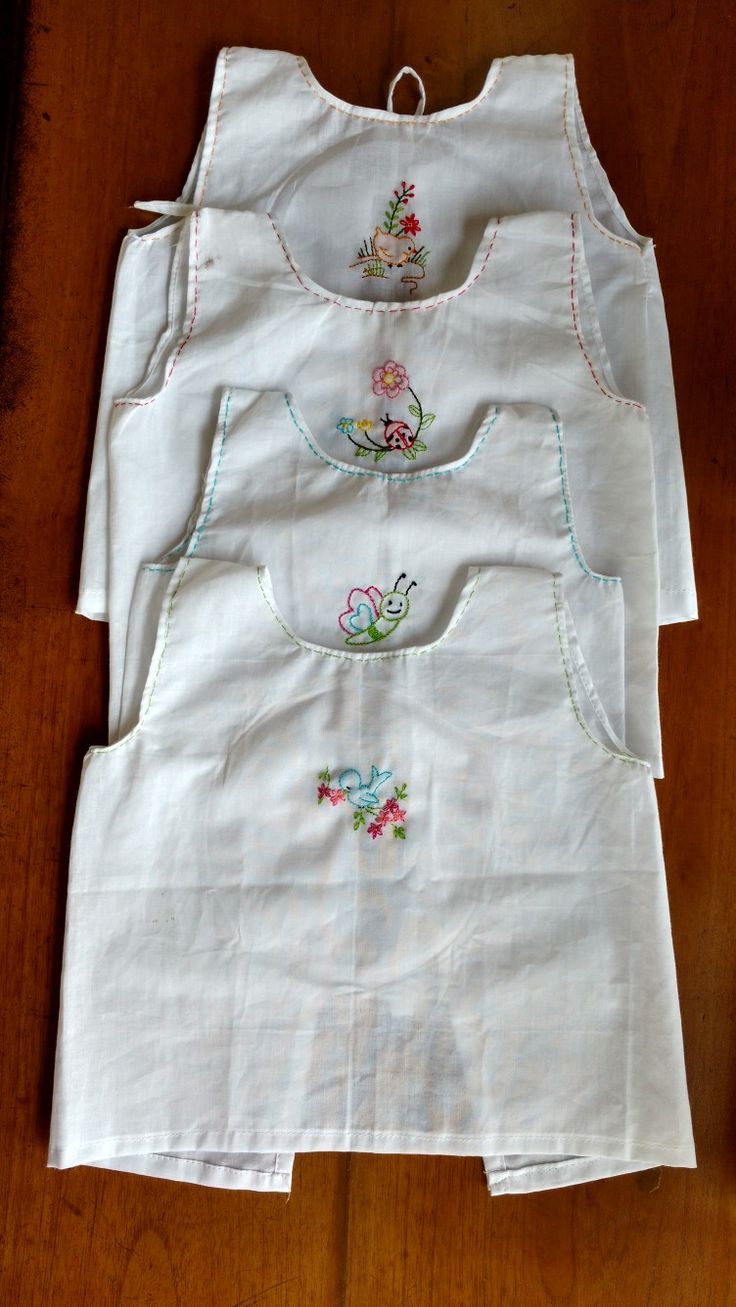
1,1,734,1303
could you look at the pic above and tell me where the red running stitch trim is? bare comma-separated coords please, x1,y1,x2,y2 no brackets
198,47,232,204
568,214,643,410
269,214,499,313
114,210,201,408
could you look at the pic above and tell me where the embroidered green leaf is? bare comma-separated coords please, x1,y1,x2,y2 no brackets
413,440,427,452
394,783,408,800
419,413,436,431
407,403,421,418
402,447,418,460
373,450,388,462
353,810,366,831
355,446,371,458
393,826,406,840
319,767,331,784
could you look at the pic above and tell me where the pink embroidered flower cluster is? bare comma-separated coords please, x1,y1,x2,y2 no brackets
367,796,407,840
317,782,346,806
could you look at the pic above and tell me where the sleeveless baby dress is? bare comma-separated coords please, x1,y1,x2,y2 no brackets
104,208,662,774
117,390,647,782
77,49,694,629
49,559,695,1193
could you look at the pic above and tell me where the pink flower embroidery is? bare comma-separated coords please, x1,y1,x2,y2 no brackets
399,213,421,236
318,783,346,805
382,798,406,822
367,821,385,839
372,360,410,399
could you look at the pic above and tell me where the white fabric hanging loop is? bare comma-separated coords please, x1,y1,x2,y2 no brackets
385,66,427,115
133,200,196,218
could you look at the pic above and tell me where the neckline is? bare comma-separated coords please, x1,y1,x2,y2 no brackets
294,55,505,124
283,392,500,481
257,565,483,661
267,212,501,312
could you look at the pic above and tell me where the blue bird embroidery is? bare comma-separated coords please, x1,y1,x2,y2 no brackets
338,766,393,809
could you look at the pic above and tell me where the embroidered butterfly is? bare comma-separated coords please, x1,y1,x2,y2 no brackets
338,573,418,645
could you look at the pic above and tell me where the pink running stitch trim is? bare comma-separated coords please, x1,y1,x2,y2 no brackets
269,214,500,313
198,47,232,205
568,214,644,410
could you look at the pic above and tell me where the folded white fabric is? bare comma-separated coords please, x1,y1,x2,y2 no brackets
104,208,661,771
77,49,695,629
49,561,695,1191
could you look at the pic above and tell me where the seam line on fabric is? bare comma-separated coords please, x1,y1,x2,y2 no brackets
551,575,647,768
62,1126,692,1149
551,410,621,583
561,56,640,253
568,215,644,410
149,1152,290,1179
114,211,201,408
198,47,232,204
88,559,193,752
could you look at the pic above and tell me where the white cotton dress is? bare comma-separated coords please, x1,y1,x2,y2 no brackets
48,558,696,1194
117,389,653,793
103,208,661,774
77,48,694,628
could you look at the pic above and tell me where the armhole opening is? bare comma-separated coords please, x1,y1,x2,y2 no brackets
112,213,199,407
552,577,649,769
564,56,651,250
549,410,622,584
569,216,646,408
102,560,187,751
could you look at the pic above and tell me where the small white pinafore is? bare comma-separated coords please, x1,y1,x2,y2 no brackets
104,208,661,772
48,559,695,1193
77,49,694,628
119,391,638,777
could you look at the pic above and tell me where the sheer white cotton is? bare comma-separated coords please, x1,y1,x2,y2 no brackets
102,209,661,769
117,391,657,785
48,561,695,1194
77,49,694,628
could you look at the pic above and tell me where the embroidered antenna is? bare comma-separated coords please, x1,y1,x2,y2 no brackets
338,573,418,646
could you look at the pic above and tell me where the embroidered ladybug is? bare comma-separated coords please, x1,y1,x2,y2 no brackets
382,414,417,451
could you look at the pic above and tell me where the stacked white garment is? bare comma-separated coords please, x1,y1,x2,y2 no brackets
104,207,661,771
77,48,694,628
49,559,695,1194
120,391,638,769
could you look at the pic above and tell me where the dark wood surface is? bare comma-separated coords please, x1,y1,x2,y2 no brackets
1,2,734,1303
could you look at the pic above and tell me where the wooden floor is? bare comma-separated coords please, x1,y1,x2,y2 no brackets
1,1,734,1303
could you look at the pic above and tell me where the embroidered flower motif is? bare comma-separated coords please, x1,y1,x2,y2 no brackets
336,362,436,463
318,767,409,840
350,180,430,293
338,573,417,646
372,360,409,399
399,213,421,237
317,780,346,806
